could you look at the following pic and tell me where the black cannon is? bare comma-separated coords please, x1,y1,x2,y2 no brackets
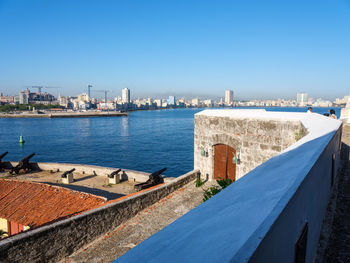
0,152,8,171
108,169,121,178
10,153,35,175
134,168,166,191
61,168,76,178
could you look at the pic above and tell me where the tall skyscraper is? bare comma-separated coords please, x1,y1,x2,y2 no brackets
297,93,308,104
225,90,234,105
19,89,29,104
122,88,130,103
168,96,175,105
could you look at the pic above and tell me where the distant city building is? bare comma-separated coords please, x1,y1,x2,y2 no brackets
225,90,234,105
203,99,213,107
296,93,308,105
335,95,349,105
168,96,175,106
192,98,199,106
58,94,68,107
98,102,115,110
19,89,29,104
78,93,89,102
178,97,185,103
154,99,162,107
114,96,122,104
122,88,130,103
161,99,168,108
0,94,14,104
147,98,153,106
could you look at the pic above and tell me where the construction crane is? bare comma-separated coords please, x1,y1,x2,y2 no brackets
25,86,61,102
93,90,109,104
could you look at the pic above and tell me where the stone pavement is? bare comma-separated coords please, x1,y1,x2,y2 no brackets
318,124,350,262
322,160,350,263
61,179,212,263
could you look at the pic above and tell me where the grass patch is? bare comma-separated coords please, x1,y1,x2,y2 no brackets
203,179,233,202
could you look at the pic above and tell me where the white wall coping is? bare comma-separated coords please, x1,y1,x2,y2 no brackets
117,111,342,263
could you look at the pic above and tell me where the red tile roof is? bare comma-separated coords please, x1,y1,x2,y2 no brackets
0,180,106,227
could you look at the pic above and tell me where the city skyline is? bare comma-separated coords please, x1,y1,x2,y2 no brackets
1,86,348,102
6,87,347,110
0,1,349,100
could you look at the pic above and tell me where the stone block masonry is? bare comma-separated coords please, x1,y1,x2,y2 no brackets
0,170,198,263
194,110,307,180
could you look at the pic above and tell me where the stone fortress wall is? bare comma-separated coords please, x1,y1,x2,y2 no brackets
194,109,307,180
0,167,197,263
117,110,343,263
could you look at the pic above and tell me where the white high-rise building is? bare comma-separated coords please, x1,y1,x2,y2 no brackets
122,88,130,103
225,90,234,105
297,93,308,105
19,89,29,104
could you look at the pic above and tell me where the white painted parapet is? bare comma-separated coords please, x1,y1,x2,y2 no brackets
117,112,342,263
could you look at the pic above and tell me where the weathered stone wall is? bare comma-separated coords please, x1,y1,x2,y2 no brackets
0,170,198,263
117,112,342,263
194,114,307,180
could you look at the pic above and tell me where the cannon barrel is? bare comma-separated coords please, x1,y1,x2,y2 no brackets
134,167,167,191
0,152,8,160
108,169,121,178
10,153,36,174
61,168,76,178
149,168,167,180
19,153,35,163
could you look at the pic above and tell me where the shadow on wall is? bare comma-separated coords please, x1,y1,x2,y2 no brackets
341,142,349,161
116,128,341,263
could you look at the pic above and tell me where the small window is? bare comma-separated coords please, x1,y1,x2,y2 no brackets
295,222,308,263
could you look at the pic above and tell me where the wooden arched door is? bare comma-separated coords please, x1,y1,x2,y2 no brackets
214,144,236,181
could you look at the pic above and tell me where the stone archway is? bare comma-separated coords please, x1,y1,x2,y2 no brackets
214,144,236,181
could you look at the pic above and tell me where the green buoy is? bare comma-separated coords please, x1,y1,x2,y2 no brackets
19,135,25,144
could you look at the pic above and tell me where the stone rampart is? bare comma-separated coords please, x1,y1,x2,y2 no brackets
194,110,307,179
3,162,175,183
117,112,342,263
0,170,197,262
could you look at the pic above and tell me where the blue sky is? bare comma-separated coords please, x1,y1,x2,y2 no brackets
0,0,349,100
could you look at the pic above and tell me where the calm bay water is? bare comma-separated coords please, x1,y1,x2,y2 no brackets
0,107,341,177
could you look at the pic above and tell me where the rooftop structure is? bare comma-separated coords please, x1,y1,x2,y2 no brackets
0,180,106,237
194,109,307,180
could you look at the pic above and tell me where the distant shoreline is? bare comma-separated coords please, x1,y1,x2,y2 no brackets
0,105,342,118
0,111,127,118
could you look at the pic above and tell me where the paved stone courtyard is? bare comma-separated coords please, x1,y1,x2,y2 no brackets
0,170,138,200
60,179,211,263
323,160,350,262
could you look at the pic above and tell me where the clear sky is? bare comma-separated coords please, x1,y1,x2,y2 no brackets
0,0,349,100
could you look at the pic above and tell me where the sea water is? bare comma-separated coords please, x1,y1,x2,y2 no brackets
0,107,341,177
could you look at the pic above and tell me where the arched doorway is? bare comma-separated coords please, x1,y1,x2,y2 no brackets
214,144,236,181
